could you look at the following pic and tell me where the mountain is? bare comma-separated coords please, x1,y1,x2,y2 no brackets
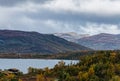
0,30,90,54
77,33,120,50
54,32,89,42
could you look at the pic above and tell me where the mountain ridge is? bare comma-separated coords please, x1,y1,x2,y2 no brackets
54,32,90,42
77,33,120,50
0,30,90,54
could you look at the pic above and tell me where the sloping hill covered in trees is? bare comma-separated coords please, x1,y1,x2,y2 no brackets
0,30,90,54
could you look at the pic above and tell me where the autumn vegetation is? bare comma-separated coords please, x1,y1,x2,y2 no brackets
1,50,120,81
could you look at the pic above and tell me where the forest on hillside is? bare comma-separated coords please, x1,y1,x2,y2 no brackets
0,50,99,60
1,51,120,81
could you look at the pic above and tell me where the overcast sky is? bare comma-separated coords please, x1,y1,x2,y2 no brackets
0,0,120,35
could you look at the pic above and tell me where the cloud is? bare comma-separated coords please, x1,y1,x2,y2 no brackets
0,0,50,7
80,23,120,35
0,0,120,35
44,0,120,16
42,21,120,35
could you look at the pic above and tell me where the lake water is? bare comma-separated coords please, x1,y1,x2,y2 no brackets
0,59,78,73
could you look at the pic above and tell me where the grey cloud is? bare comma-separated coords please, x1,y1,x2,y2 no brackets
0,0,51,7
25,9,120,25
0,0,120,35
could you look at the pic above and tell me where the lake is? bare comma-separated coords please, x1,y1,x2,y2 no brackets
0,59,78,73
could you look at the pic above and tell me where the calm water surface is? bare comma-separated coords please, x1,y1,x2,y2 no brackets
0,59,78,73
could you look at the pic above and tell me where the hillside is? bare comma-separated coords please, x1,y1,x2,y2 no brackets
0,30,89,54
78,33,120,50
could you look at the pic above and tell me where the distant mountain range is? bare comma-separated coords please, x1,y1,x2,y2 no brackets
55,33,120,50
78,33,120,50
0,30,89,54
54,32,89,42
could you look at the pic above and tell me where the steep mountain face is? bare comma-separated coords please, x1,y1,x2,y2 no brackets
0,30,89,54
54,32,89,42
77,33,120,50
